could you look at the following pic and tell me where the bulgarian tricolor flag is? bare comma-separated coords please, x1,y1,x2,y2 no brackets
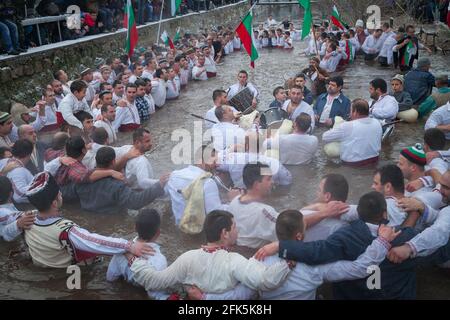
161,31,175,49
345,40,353,63
124,0,138,58
401,41,416,66
236,9,259,68
298,0,312,40
171,0,183,16
331,5,346,30
173,27,181,43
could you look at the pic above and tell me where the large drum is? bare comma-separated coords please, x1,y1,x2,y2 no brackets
228,87,254,112
259,108,289,129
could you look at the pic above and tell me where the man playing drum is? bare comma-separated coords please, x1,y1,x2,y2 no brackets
227,70,259,110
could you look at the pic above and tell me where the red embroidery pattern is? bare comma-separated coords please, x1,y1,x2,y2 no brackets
70,227,129,250
201,245,230,253
262,208,277,223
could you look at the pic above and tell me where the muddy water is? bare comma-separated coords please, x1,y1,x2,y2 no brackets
1,35,450,300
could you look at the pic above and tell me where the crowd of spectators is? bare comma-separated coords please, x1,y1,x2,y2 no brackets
0,0,241,56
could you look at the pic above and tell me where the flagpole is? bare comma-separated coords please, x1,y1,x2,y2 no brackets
235,2,258,30
156,0,165,45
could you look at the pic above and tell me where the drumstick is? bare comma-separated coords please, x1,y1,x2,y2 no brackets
382,119,403,127
190,113,217,124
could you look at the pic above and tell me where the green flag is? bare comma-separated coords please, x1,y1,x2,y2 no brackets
298,0,312,40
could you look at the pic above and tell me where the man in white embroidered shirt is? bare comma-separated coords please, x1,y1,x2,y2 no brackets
362,29,383,61
369,78,399,121
113,83,141,133
228,162,279,249
23,172,153,269
129,210,291,297
227,70,258,109
124,128,159,190
165,145,237,226
322,98,382,166
211,105,246,151
58,80,92,134
94,105,117,145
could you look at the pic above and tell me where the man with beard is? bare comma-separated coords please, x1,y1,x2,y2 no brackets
313,76,351,127
368,78,399,121
282,86,315,130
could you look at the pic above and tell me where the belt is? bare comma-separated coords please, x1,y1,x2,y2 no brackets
119,123,140,132
342,156,379,167
40,123,61,132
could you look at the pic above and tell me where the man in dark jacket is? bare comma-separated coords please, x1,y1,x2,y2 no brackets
313,76,351,127
66,146,168,214
256,191,450,299
404,58,435,105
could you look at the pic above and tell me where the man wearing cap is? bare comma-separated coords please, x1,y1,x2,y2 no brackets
0,101,46,149
58,80,92,134
10,101,47,133
418,75,450,117
396,144,444,212
355,20,369,53
404,57,435,105
22,171,154,268
0,112,14,148
78,65,96,106
390,74,413,111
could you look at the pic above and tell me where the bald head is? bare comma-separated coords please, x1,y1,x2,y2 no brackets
438,171,450,203
51,132,70,150
18,125,37,145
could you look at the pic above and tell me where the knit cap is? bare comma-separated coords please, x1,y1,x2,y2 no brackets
400,143,426,166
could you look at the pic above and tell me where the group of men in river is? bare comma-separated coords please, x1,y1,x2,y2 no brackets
0,15,450,300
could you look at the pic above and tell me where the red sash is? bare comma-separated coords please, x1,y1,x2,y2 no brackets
119,123,140,132
206,72,217,78
342,156,379,167
40,123,61,132
56,111,64,126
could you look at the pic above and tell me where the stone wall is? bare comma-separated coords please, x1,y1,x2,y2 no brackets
0,1,250,111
